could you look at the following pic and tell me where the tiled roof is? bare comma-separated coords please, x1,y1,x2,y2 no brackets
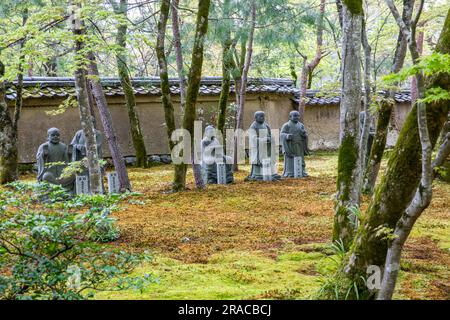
295,90,412,105
5,77,411,106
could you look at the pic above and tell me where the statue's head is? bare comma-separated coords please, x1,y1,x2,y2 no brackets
289,111,300,123
204,125,216,139
47,128,61,144
254,111,265,124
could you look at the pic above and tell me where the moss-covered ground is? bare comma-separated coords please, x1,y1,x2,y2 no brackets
20,152,450,299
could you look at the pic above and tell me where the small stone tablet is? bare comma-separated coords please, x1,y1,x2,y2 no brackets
262,158,272,181
75,175,89,195
294,156,303,178
107,172,120,194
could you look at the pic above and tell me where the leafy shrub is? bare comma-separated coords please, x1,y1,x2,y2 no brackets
0,182,152,300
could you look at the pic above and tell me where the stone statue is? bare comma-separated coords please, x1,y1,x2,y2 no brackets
246,111,281,181
70,129,104,162
201,125,233,184
280,110,309,177
359,111,376,166
36,128,74,190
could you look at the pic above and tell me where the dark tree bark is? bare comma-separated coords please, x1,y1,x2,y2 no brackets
362,0,414,193
113,0,148,168
87,53,131,192
70,1,103,194
233,1,256,172
217,35,233,134
332,0,363,249
0,10,27,184
173,0,211,192
327,7,450,299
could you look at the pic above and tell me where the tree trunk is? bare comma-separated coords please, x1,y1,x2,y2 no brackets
70,2,103,194
87,53,131,192
378,0,432,299
171,0,186,112
432,120,450,169
173,0,211,192
332,1,363,249
362,0,413,193
328,8,450,299
217,30,233,135
233,1,256,171
0,62,18,184
358,17,372,183
297,0,325,122
114,0,147,168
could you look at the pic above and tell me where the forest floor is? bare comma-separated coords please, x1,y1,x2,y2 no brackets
90,151,450,300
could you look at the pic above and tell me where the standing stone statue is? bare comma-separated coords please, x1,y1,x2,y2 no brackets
201,125,233,184
70,129,104,162
246,111,281,181
36,128,74,190
280,111,309,178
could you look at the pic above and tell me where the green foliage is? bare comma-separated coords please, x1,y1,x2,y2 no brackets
0,181,152,300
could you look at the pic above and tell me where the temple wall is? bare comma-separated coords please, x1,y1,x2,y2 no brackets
12,94,411,163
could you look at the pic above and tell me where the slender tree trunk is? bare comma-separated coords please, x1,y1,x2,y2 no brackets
378,0,432,299
217,35,233,134
233,1,256,171
87,53,131,192
0,62,18,184
332,1,363,249
70,1,102,194
171,0,186,112
327,8,450,299
358,17,372,185
173,0,211,192
297,0,325,122
362,0,413,193
114,0,147,168
0,11,27,184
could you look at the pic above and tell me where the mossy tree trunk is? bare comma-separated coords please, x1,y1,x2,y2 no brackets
87,53,132,192
70,1,103,194
362,0,413,193
332,0,363,249
217,34,233,135
328,8,450,299
113,0,147,168
173,0,211,192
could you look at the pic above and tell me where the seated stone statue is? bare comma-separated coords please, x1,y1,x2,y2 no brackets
280,110,309,177
201,125,233,184
70,128,104,162
36,128,74,190
246,111,281,181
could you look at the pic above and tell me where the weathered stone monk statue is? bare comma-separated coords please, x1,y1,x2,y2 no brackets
280,110,309,177
70,129,104,162
201,125,233,184
246,111,281,181
36,128,74,190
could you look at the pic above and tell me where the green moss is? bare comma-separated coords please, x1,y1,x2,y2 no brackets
94,250,328,300
343,0,363,15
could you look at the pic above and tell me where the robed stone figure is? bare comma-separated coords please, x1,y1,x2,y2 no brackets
36,127,74,190
246,111,281,181
70,129,104,162
280,111,309,177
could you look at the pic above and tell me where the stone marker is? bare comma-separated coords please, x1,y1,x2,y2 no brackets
294,156,303,178
216,163,227,185
75,175,89,195
107,172,120,193
262,158,272,181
